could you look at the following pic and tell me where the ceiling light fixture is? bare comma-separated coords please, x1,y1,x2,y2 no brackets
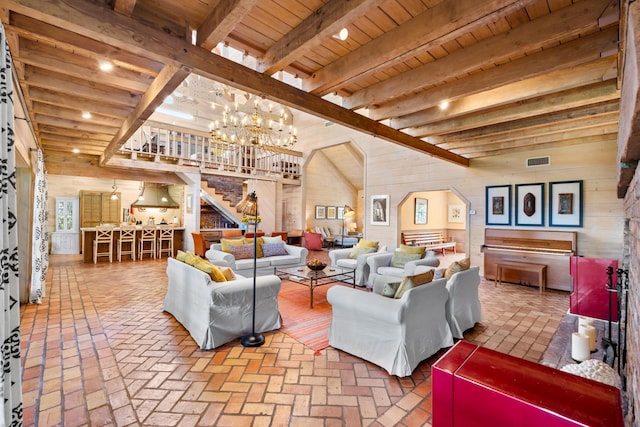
82,111,92,119
138,182,144,201
72,148,79,154
333,28,349,41
98,61,113,72
209,95,297,149
439,100,449,110
110,179,118,200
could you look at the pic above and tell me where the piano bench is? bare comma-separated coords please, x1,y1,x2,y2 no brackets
494,261,547,294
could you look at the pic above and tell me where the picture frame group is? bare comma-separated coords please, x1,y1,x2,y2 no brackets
315,205,343,220
485,180,583,227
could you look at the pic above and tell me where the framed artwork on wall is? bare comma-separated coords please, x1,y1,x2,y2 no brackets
448,204,465,223
315,205,326,219
485,185,511,226
371,195,389,225
515,183,545,226
186,194,193,214
414,198,427,224
337,206,344,220
549,180,583,227
327,206,337,219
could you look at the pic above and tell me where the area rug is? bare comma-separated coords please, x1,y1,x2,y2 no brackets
278,280,356,354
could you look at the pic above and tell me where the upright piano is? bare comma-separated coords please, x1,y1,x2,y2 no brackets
482,228,577,291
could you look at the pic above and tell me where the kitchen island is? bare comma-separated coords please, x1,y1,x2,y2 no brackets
80,225,184,263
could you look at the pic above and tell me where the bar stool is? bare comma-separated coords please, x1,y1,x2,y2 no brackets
157,225,174,258
138,226,156,260
93,225,114,264
117,225,136,261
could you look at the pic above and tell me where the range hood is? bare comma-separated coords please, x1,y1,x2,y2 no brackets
131,183,180,209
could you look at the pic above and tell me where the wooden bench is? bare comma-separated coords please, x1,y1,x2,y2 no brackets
401,230,456,255
494,261,547,294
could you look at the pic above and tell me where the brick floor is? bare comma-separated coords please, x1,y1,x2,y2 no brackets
20,254,568,426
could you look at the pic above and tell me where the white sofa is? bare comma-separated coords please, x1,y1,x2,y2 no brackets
329,246,387,287
366,249,440,287
163,257,282,349
205,242,308,276
327,277,453,377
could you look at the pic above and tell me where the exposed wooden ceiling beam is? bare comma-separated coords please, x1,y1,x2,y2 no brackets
302,0,536,95
257,0,385,75
344,0,613,110
409,81,620,137
392,57,617,130
29,87,133,119
196,0,259,51
107,157,200,174
35,115,119,135
33,103,123,127
113,0,136,17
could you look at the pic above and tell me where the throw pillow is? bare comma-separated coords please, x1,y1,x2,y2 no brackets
381,282,401,298
390,251,422,268
230,244,255,260
399,244,426,257
243,237,265,258
349,246,376,259
176,250,187,262
193,258,227,282
220,238,245,253
261,242,289,257
261,235,282,244
184,251,198,266
458,257,471,270
220,267,236,281
394,269,435,299
445,261,464,280
357,239,379,249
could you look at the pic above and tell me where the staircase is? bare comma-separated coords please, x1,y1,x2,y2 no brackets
199,175,246,228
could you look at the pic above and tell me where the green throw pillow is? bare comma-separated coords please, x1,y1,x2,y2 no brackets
382,282,401,298
399,244,426,256
349,246,376,259
390,251,422,268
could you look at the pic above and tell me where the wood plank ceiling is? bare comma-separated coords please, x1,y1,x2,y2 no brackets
2,0,623,182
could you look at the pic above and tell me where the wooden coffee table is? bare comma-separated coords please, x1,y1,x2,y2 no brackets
275,265,355,308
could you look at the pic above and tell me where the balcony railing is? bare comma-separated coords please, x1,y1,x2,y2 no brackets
119,121,302,180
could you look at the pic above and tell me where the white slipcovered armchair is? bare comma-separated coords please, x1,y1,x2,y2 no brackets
445,266,482,338
327,277,453,377
366,249,440,287
328,246,387,287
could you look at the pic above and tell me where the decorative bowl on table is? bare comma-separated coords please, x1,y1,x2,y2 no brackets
306,260,327,271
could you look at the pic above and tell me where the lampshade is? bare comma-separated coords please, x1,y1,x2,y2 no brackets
237,191,258,216
344,205,355,218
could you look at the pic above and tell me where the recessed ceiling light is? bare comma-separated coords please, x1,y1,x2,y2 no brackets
333,28,349,41
98,61,113,72
72,148,79,154
439,100,449,110
82,111,92,119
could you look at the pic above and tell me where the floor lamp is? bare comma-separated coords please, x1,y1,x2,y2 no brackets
341,205,355,247
236,191,265,347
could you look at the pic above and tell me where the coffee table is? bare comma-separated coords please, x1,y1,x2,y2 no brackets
275,265,355,308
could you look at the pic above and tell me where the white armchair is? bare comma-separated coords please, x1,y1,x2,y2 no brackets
328,246,387,287
327,277,453,377
445,266,482,338
366,250,440,287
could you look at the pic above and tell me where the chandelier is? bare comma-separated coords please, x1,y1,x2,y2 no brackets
209,95,297,149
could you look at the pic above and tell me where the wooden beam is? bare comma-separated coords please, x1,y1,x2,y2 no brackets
106,157,200,174
257,0,385,75
35,114,119,135
196,0,258,51
113,0,136,17
302,0,535,95
344,0,612,110
372,27,618,121
409,81,620,137
33,102,123,128
392,57,617,130
37,126,114,142
29,87,133,119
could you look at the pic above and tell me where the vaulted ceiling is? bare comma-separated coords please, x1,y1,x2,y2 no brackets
3,0,624,181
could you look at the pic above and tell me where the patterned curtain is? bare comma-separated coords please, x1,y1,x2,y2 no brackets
0,23,23,427
29,149,48,304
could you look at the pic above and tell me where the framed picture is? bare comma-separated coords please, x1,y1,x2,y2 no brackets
515,183,545,226
337,206,344,220
485,185,511,226
371,195,389,225
448,204,465,223
315,205,326,219
414,198,427,224
327,206,337,219
549,180,583,227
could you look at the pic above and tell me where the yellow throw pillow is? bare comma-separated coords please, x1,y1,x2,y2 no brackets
394,269,435,299
193,258,227,282
357,239,379,249
243,237,265,258
176,250,187,262
349,245,376,259
220,267,236,281
458,257,471,270
220,238,245,253
399,244,426,256
184,251,198,266
445,261,464,280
